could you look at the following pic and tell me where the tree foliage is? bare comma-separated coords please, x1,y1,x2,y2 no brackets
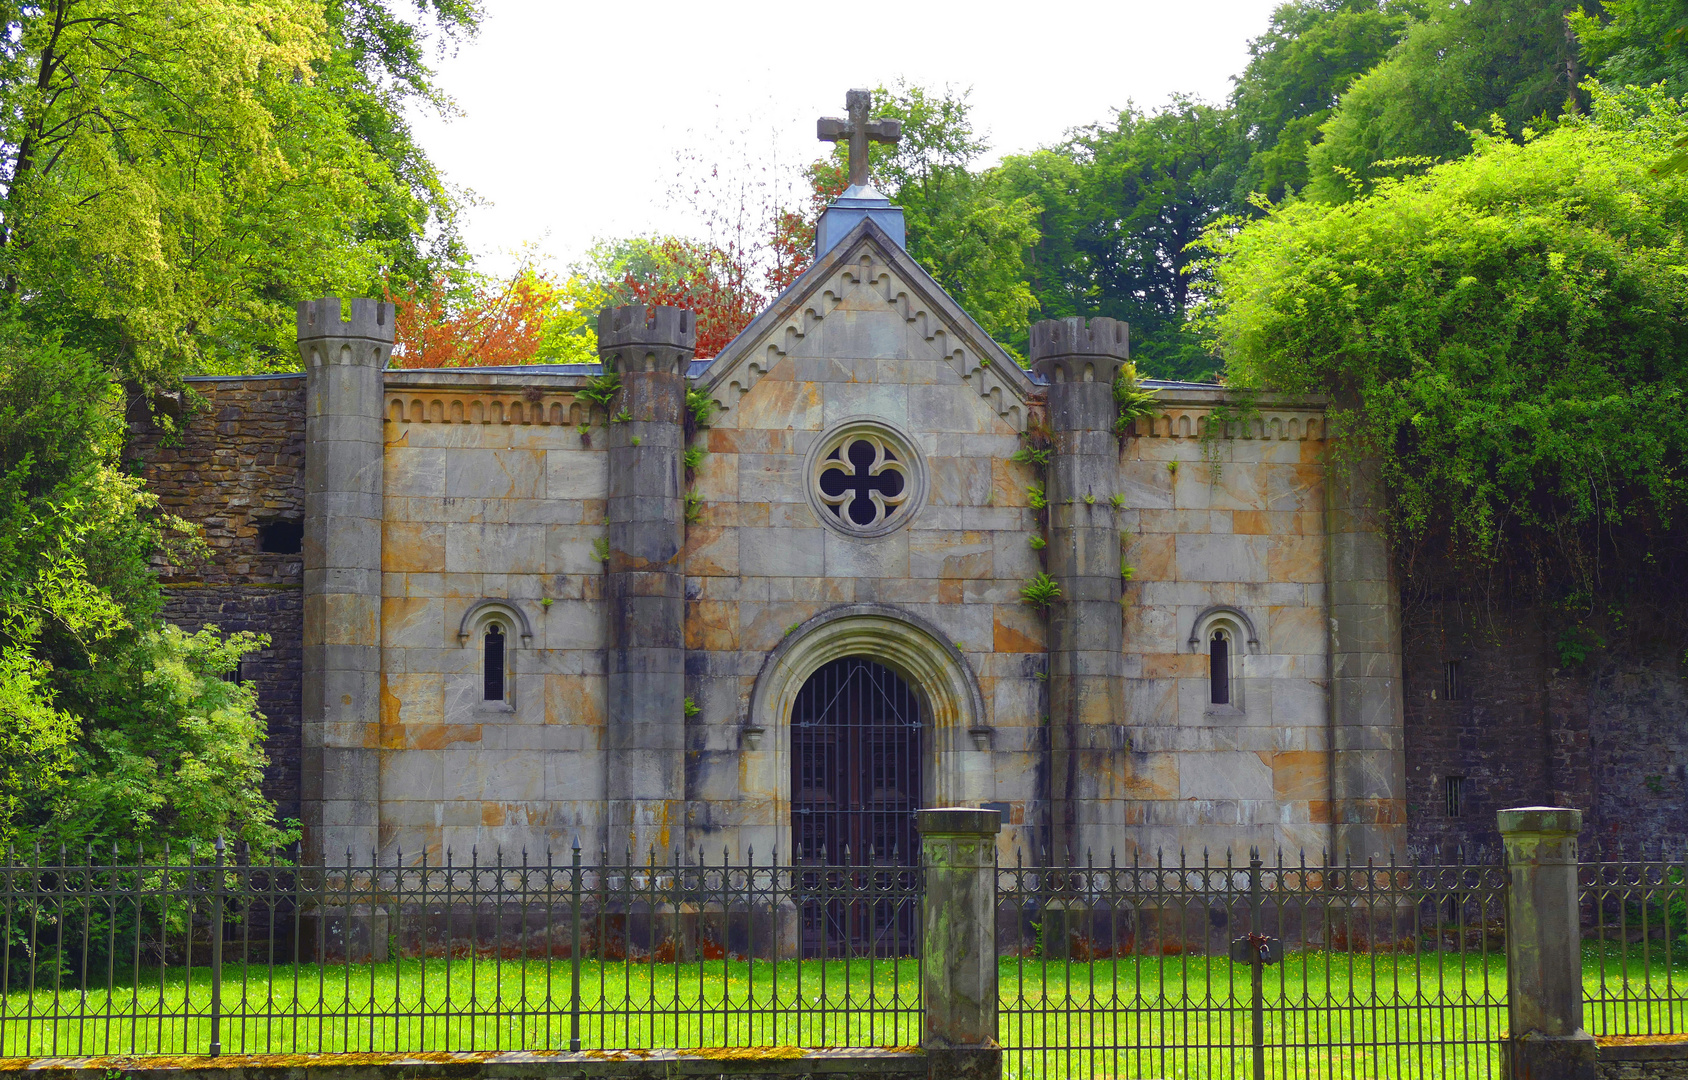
1572,0,1688,95
1231,0,1419,202
1305,0,1588,200
0,0,477,384
0,330,290,850
1206,86,1688,590
998,98,1241,379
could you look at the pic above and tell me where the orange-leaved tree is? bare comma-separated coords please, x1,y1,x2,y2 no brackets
390,269,561,368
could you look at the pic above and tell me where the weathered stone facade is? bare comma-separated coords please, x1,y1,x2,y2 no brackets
132,375,307,826
138,216,1423,867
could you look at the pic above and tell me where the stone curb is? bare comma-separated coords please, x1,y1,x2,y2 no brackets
0,1049,924,1080
1598,1036,1688,1062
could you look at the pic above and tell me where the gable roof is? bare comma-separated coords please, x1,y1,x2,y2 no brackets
693,218,1039,432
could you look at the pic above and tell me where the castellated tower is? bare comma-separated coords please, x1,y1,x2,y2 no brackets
597,305,695,862
1029,317,1129,862
298,298,394,863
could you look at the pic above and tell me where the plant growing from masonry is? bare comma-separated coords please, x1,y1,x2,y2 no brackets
1114,363,1158,442
591,537,611,564
577,371,622,415
681,391,716,536
1021,572,1061,610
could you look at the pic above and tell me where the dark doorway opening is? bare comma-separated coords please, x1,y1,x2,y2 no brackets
790,656,922,957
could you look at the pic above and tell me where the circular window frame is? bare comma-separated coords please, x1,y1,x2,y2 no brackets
804,417,928,539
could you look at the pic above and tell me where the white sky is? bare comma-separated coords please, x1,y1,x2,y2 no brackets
409,0,1286,276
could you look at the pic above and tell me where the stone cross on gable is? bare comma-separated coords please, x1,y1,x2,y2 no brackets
817,89,902,189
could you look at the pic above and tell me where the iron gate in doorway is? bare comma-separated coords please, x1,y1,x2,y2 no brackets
791,656,922,958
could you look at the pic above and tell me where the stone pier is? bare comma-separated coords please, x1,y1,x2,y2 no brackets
299,298,394,862
1326,451,1407,857
1499,806,1597,1080
599,305,694,861
1030,317,1128,861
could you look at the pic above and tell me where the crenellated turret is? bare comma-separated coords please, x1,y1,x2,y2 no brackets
1029,316,1128,862
599,304,695,861
298,297,394,863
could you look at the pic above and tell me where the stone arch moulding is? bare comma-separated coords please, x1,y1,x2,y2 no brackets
457,599,534,644
1186,605,1260,654
745,603,993,815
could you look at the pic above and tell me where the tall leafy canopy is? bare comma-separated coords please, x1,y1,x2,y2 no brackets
814,84,1042,352
1206,87,1688,589
1231,0,1419,202
0,0,477,384
1305,0,1591,200
997,98,1242,379
1572,0,1688,94
0,329,292,850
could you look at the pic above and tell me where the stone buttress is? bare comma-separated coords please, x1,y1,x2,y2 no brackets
299,298,394,862
598,305,694,860
1326,450,1407,856
1030,317,1128,861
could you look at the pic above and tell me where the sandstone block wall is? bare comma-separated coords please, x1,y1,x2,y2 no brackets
380,370,605,861
1117,397,1338,861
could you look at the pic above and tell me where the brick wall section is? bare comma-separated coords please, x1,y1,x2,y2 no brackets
1402,601,1551,857
131,375,308,825
1404,601,1688,856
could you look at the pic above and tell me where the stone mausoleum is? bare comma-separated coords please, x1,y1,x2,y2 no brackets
137,94,1414,870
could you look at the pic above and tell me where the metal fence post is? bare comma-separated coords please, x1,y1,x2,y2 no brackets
917,807,1002,1080
1249,850,1265,1080
1498,807,1595,1080
209,837,224,1058
570,837,582,1052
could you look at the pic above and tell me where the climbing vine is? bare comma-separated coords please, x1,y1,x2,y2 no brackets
1205,85,1688,629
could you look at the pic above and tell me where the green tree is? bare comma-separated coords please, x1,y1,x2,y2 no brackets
1305,0,1590,201
320,0,482,290
998,97,1243,379
1231,0,1420,202
816,83,1041,352
1206,85,1688,591
0,0,478,384
1572,0,1688,94
0,329,289,851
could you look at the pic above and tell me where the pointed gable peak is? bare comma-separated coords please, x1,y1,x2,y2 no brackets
696,218,1037,432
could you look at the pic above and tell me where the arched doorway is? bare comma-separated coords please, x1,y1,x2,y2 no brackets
790,656,923,957
791,657,923,866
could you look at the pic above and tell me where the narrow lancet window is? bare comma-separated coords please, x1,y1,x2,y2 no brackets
484,626,506,701
1209,629,1230,705
1445,776,1465,818
1443,660,1462,701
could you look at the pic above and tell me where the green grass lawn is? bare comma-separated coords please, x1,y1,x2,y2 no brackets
0,943,1677,1080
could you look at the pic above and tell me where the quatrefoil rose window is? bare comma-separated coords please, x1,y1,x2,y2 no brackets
807,421,925,538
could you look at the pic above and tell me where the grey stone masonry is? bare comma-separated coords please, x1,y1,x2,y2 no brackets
299,298,394,862
599,305,695,861
1030,317,1128,861
918,808,1003,1080
1325,450,1407,858
1500,807,1598,1080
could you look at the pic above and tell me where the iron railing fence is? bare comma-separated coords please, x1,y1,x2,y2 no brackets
996,848,1510,1080
0,843,921,1058
1580,848,1688,1040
